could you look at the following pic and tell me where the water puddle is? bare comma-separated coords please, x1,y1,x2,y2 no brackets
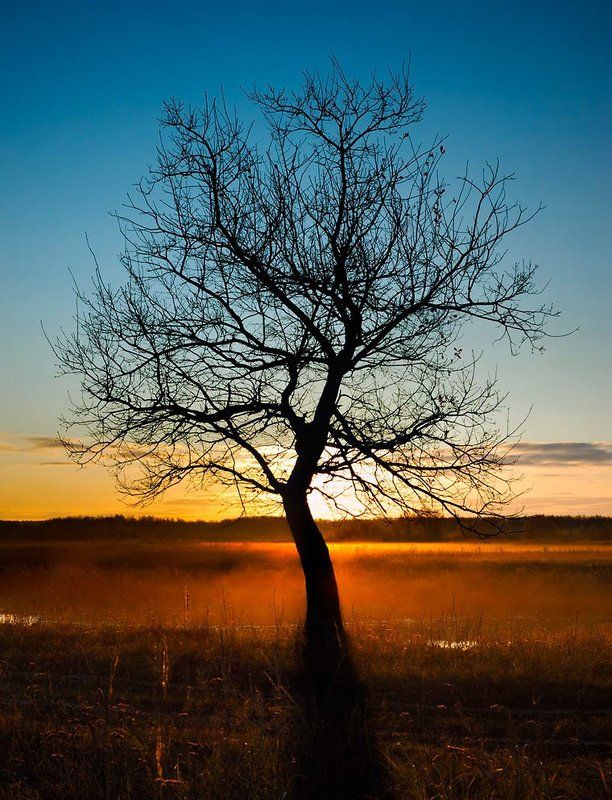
427,640,478,650
0,613,40,626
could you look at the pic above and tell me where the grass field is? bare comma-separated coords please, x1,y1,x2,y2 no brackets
0,538,610,798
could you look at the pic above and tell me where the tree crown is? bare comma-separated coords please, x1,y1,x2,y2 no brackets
55,62,556,525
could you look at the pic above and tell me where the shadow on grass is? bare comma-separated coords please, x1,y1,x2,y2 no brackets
289,628,390,800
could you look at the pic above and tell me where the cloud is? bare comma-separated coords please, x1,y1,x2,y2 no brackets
0,434,76,467
520,493,612,514
0,435,66,453
0,434,81,455
160,499,207,507
23,436,65,451
514,441,612,466
0,443,22,453
2,432,612,472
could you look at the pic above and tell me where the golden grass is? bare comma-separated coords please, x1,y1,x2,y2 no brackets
0,617,609,799
0,541,609,798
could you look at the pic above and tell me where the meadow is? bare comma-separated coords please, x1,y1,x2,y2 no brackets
0,530,610,798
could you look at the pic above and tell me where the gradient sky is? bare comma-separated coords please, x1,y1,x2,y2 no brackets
0,0,610,519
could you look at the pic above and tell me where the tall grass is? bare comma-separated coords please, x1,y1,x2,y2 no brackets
0,539,609,798
0,614,609,799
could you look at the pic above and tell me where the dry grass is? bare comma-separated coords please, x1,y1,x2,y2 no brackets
0,541,610,798
0,617,609,799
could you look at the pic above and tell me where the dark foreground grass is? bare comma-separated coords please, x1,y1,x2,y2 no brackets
0,617,609,799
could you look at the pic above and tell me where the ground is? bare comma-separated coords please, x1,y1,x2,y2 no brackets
0,539,609,799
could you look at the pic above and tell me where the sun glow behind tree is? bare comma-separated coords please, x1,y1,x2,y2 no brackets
53,62,556,636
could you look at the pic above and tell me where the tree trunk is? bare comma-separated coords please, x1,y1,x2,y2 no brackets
283,489,343,642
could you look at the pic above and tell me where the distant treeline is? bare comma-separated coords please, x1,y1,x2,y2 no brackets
0,514,610,542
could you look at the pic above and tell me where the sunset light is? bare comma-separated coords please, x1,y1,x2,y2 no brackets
0,3,610,798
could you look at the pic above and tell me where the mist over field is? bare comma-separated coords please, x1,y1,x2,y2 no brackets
0,541,609,634
0,520,610,799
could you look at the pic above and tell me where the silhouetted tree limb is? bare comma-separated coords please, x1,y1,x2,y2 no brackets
55,61,556,635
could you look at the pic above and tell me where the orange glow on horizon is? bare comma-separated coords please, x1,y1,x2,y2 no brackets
0,433,610,520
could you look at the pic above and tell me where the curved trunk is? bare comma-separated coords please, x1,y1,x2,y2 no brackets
283,489,343,642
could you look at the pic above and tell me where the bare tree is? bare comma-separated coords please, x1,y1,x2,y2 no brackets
55,62,554,639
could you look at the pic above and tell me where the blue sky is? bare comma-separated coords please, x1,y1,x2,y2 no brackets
0,0,610,517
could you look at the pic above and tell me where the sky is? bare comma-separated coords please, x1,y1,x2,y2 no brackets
0,0,610,519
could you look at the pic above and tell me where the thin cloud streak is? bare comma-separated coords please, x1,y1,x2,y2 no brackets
0,435,67,453
1,433,612,466
24,436,65,450
514,441,612,466
1,433,611,519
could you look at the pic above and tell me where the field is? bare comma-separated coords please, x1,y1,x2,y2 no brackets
0,536,610,798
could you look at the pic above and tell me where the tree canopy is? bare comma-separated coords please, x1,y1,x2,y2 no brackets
56,62,555,528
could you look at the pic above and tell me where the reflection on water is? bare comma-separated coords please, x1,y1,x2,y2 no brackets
428,640,478,650
0,613,39,626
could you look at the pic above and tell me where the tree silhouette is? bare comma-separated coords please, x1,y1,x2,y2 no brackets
56,62,554,639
